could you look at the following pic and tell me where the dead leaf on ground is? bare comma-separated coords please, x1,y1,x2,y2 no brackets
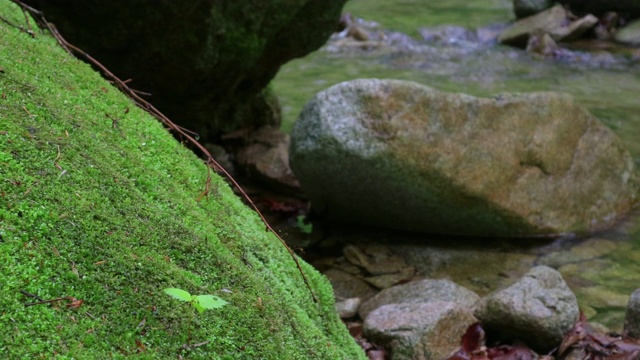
448,314,640,360
66,297,84,309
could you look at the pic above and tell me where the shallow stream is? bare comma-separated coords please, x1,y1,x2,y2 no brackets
272,0,640,331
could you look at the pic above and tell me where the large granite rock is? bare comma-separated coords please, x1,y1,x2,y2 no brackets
26,0,347,139
289,78,639,237
473,266,580,353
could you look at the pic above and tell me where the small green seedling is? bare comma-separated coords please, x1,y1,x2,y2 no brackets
164,288,228,313
164,287,228,346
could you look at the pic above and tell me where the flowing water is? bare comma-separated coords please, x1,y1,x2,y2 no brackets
272,0,640,331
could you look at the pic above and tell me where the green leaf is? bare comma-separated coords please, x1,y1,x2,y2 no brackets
193,302,206,314
195,295,228,310
164,288,192,302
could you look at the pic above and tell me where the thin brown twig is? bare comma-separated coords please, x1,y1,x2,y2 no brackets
11,0,45,34
24,297,68,307
21,5,33,36
20,289,44,301
12,2,318,303
130,88,152,97
0,11,33,37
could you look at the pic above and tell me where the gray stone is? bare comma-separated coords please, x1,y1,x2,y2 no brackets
234,126,300,193
323,268,378,302
343,244,416,288
344,244,408,275
289,78,639,238
499,5,598,47
616,19,640,46
419,25,477,44
514,0,555,19
623,289,640,339
335,297,362,319
359,279,480,320
560,14,600,41
526,32,559,56
473,266,580,353
362,267,416,289
363,302,477,360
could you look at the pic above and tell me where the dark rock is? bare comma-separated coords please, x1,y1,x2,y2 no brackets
473,266,580,353
514,0,555,19
361,267,415,290
323,268,378,302
363,302,477,360
339,244,416,289
204,143,235,176
526,32,559,55
26,0,347,138
289,78,639,237
558,0,640,20
327,17,387,52
234,126,300,193
623,289,640,339
343,244,409,276
593,12,622,40
359,279,480,320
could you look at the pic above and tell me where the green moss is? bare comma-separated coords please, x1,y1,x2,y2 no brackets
0,2,364,359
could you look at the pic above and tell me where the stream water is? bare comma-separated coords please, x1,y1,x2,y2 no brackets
272,0,640,332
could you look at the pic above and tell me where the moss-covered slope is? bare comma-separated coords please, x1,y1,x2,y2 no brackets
0,2,364,359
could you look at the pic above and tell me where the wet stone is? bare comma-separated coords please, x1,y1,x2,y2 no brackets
359,278,480,321
343,244,409,275
363,302,477,360
363,266,416,289
335,297,362,319
473,266,579,353
624,289,640,339
323,268,378,302
341,244,416,288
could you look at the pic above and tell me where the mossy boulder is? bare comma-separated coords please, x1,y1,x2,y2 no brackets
24,0,347,139
290,79,639,238
0,3,364,359
513,0,554,19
